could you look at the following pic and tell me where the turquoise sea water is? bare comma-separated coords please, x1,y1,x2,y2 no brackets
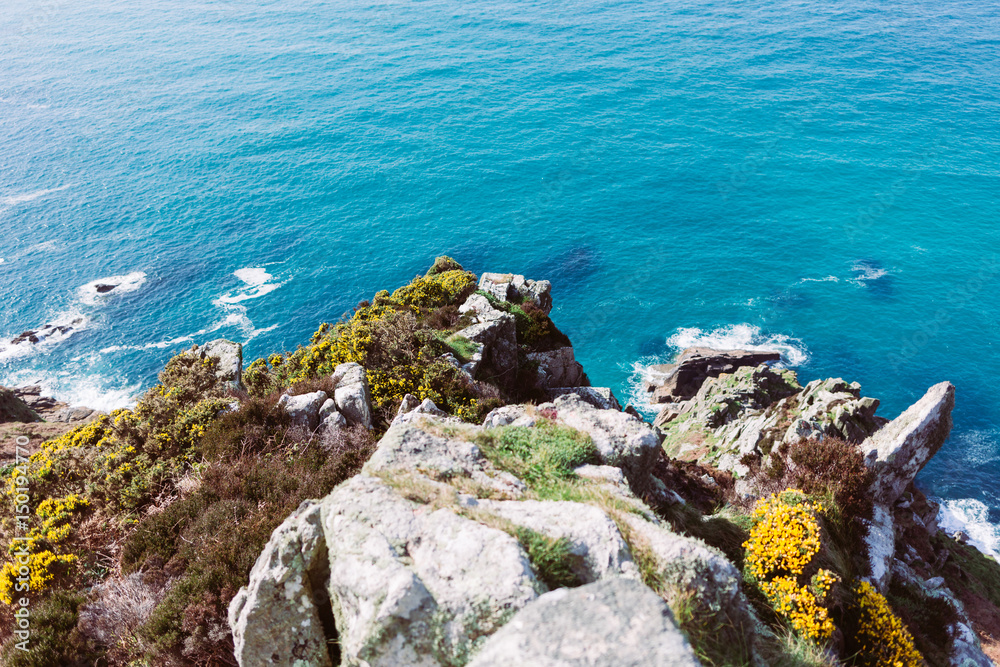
2,0,999,549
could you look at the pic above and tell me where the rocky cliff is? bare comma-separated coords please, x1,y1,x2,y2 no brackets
1,258,998,667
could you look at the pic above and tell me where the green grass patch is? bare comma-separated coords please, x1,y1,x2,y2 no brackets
443,334,480,363
513,527,584,590
473,421,599,490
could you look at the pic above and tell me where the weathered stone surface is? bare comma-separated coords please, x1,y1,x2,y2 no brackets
193,339,244,392
528,347,587,389
482,405,536,429
865,503,896,591
323,476,540,666
277,391,328,431
861,381,955,505
365,423,526,498
332,362,374,429
546,387,621,411
391,397,461,427
890,560,993,667
477,273,553,314
455,312,518,389
541,394,662,486
318,398,347,430
787,378,885,444
475,499,641,583
467,578,700,667
0,387,40,423
229,501,333,667
645,347,781,404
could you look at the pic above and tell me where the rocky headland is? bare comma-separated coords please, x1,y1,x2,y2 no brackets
1,258,998,667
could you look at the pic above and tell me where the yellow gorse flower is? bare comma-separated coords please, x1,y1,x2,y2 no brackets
743,489,837,642
853,581,923,667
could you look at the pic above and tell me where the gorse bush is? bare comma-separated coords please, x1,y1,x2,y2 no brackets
850,581,923,667
744,490,839,642
0,257,590,665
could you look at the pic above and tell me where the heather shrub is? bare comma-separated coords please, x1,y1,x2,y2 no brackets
0,590,95,667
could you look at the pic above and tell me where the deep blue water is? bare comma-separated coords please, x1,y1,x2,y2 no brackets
2,0,999,550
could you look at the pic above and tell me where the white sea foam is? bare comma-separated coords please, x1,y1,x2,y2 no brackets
666,324,810,366
1,369,141,411
78,271,148,305
216,267,283,305
850,261,890,284
623,324,809,417
799,275,839,283
0,184,71,209
937,498,1000,561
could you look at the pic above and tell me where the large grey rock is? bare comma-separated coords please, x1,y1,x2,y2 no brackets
277,391,329,430
865,503,896,591
541,394,662,486
528,347,587,389
645,347,781,404
468,578,700,667
391,396,460,427
455,313,518,389
890,560,993,667
478,273,553,314
332,362,373,429
482,404,537,429
547,387,622,411
192,339,244,392
365,423,526,498
324,476,540,666
861,381,955,505
229,501,333,667
474,499,641,584
318,398,347,430
786,378,885,444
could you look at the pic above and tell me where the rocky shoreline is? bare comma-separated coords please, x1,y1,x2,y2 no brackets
1,258,998,667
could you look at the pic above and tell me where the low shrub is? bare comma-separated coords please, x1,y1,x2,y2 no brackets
743,490,839,643
847,581,923,667
0,590,94,667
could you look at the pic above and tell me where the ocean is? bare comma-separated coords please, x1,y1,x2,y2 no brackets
2,0,999,553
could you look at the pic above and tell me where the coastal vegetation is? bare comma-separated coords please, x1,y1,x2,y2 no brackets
0,258,998,667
